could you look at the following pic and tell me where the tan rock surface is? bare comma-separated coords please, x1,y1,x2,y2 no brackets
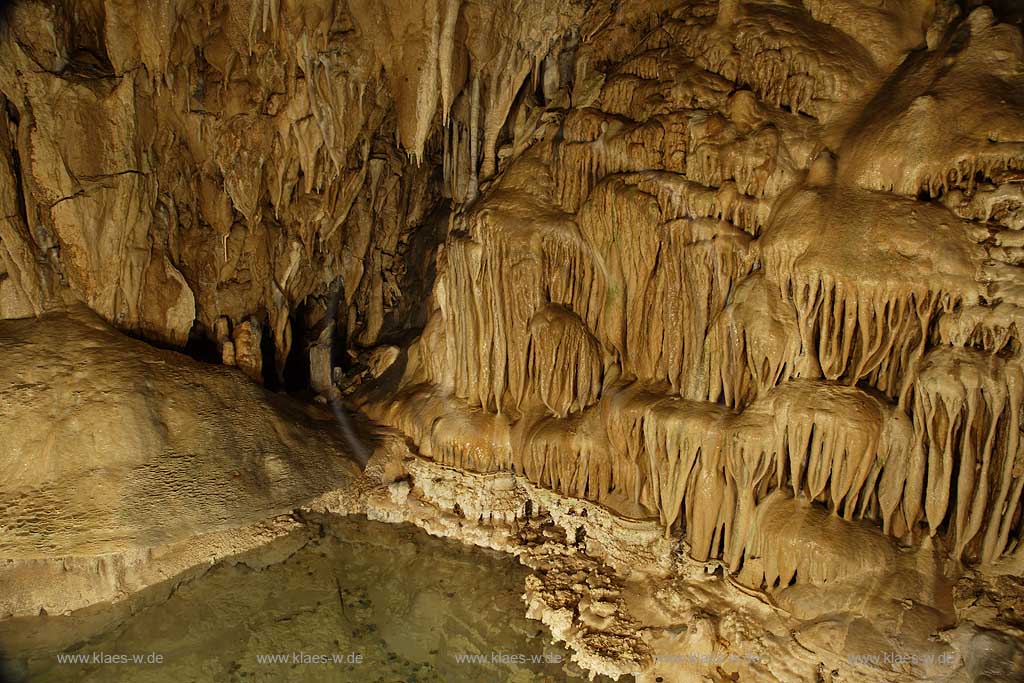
351,2,1024,678
0,306,360,616
366,0,1024,576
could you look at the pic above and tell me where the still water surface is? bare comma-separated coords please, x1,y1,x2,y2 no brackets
1,516,616,682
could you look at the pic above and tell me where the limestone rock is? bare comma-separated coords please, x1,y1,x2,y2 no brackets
232,317,263,383
0,307,359,615
366,0,1024,582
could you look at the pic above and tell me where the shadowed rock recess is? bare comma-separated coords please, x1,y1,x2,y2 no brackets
2,0,1024,681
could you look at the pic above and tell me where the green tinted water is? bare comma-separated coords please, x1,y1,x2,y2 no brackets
1,516,609,682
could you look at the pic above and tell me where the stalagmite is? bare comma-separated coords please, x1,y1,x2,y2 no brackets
232,318,263,383
309,328,334,394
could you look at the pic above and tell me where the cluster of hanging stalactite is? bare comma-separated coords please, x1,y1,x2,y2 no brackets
367,0,1024,587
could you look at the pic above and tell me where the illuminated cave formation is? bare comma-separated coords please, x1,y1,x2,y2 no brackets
1,0,1024,681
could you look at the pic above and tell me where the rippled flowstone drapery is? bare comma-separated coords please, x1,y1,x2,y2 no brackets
376,0,1024,568
356,1,1024,680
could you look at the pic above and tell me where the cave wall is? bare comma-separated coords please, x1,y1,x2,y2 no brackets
0,0,584,383
369,0,1024,582
4,0,1024,584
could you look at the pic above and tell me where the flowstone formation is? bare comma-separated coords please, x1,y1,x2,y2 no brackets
360,1,1024,680
0,307,359,618
373,0,1023,567
0,0,583,386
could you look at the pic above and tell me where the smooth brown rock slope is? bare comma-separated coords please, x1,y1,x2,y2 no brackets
0,307,359,617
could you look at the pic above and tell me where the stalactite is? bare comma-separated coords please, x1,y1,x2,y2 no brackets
761,186,986,400
348,0,1024,588
625,173,772,237
934,303,1024,356
635,217,754,395
944,183,1024,231
766,380,912,521
431,237,488,405
605,46,735,118
541,218,605,339
601,383,666,512
430,154,598,412
512,410,612,503
684,112,796,199
698,274,800,409
905,347,1024,562
739,491,899,590
552,116,665,213
438,0,461,126
723,408,774,570
468,73,481,201
616,378,913,562
641,397,732,546
575,176,661,368
553,100,799,218
375,370,928,571
368,384,513,474
667,1,879,121
605,379,913,565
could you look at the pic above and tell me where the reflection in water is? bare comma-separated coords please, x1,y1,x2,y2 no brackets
1,516,616,682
